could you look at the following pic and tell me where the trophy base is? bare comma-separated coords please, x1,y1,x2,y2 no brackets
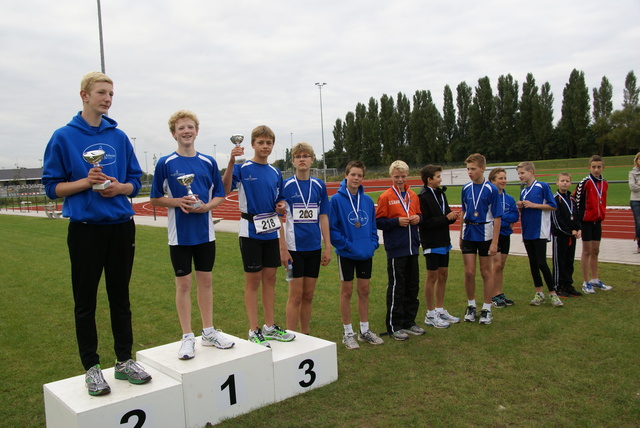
234,157,246,164
192,201,202,209
92,180,112,190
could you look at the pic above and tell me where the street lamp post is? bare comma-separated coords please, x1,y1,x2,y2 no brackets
315,82,327,182
131,137,136,153
144,151,148,187
96,0,106,73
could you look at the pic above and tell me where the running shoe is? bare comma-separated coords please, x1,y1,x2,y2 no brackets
565,286,582,297
582,282,596,294
85,364,110,396
556,288,571,299
530,292,545,306
463,306,476,323
479,309,492,325
549,293,564,307
342,332,359,350
178,336,196,360
439,310,461,324
499,293,515,306
391,330,409,341
202,329,235,349
591,280,612,291
492,295,507,308
424,313,450,329
114,359,152,384
402,325,426,336
263,324,296,342
248,328,271,348
358,330,384,345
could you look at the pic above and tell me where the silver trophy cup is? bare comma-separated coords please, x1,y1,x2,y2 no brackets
82,150,112,190
177,174,202,209
230,134,245,164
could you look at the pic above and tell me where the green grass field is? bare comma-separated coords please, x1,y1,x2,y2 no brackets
1,215,639,427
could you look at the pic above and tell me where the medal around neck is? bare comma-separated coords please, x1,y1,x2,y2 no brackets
83,150,112,190
230,134,245,164
177,174,202,208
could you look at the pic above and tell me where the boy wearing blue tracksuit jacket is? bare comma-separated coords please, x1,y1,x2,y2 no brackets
42,72,149,396
488,168,519,308
516,161,561,307
330,161,383,349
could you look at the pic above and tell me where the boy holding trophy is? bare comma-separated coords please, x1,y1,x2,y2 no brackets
150,110,234,360
222,125,294,347
42,72,150,396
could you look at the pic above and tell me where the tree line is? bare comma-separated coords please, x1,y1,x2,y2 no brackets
310,69,640,170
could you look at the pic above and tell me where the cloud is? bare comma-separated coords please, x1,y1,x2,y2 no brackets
1,0,638,169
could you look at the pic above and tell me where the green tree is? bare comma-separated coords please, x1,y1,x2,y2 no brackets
559,69,591,157
515,73,538,159
442,85,457,163
592,76,613,155
424,90,444,163
360,97,381,166
409,90,429,165
343,111,359,160
532,81,555,159
396,92,411,162
494,74,519,161
453,81,472,161
380,94,398,164
470,76,495,158
623,70,639,110
608,70,640,154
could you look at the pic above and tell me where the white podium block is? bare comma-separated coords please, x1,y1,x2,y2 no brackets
43,366,184,428
269,332,338,402
136,333,274,428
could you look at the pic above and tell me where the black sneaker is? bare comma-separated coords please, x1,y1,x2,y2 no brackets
556,288,571,298
491,296,507,308
565,286,582,297
499,293,515,306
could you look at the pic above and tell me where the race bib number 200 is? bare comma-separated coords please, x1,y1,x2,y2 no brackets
292,203,318,223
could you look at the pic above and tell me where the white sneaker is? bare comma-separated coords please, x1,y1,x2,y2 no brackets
178,336,196,360
425,312,450,328
582,282,596,294
591,280,612,291
202,329,235,349
438,310,460,324
342,332,360,350
357,330,384,345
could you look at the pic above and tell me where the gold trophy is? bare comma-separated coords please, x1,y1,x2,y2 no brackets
82,150,112,190
230,134,245,164
177,174,202,208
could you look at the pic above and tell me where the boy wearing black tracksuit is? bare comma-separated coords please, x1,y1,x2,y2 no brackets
551,173,582,297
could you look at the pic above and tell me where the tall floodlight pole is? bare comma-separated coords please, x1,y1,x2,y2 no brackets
131,137,136,153
97,0,106,73
315,82,327,182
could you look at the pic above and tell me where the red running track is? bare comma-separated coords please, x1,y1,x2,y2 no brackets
132,179,636,240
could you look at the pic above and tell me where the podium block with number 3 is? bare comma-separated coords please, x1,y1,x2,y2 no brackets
269,332,338,401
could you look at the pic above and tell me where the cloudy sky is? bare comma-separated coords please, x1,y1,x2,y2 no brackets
1,0,638,171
